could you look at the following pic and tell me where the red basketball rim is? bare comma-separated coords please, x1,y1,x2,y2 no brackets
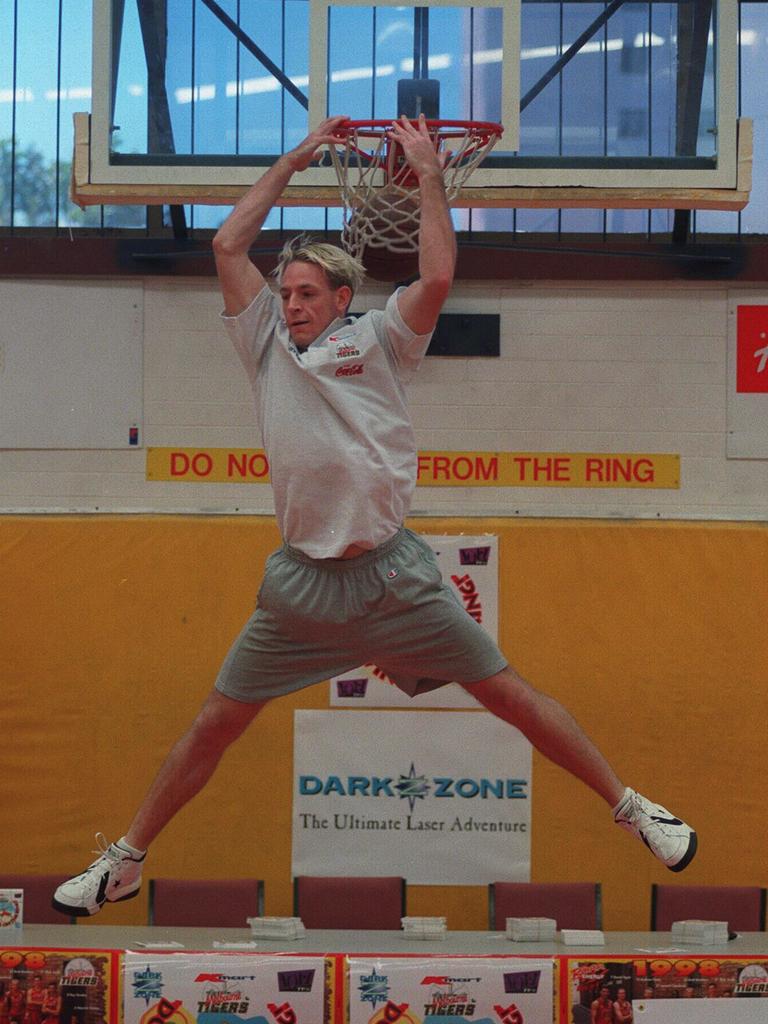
332,118,503,170
334,117,503,138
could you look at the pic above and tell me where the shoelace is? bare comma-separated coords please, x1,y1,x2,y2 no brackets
622,793,673,834
624,792,641,821
617,790,649,826
83,832,120,872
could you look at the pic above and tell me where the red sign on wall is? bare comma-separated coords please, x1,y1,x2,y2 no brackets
736,305,768,393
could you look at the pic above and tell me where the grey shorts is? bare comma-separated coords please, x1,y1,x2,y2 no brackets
214,527,508,702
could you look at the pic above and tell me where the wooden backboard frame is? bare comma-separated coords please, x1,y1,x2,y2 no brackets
71,111,751,211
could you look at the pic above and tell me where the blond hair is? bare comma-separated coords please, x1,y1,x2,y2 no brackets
271,234,366,296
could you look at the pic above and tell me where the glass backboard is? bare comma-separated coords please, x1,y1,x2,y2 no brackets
84,0,741,200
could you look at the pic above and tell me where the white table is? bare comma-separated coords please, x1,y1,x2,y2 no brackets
5,925,768,956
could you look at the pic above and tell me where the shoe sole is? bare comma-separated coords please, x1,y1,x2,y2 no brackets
51,883,142,918
667,830,698,873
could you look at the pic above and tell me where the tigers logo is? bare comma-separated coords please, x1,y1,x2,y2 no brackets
573,965,608,991
62,959,98,987
334,342,361,359
736,964,768,993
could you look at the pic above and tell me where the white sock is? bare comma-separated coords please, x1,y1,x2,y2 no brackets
115,836,146,858
612,786,634,818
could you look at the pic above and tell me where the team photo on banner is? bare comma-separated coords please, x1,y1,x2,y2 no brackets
565,955,768,1024
0,949,119,1024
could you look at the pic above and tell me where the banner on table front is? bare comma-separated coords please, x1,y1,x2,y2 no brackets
330,534,499,709
292,710,531,884
0,948,119,1024
123,952,329,1024
565,955,768,1024
348,955,555,1024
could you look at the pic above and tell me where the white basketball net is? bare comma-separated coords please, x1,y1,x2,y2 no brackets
328,121,502,260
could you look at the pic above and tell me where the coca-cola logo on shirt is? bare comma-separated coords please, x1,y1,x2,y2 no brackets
335,363,364,377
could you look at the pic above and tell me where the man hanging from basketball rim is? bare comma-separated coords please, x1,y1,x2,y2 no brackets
53,115,696,918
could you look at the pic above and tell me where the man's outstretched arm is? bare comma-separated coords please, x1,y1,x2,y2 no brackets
389,114,457,335
212,115,348,316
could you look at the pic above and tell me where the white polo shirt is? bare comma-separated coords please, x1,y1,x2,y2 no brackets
222,285,433,558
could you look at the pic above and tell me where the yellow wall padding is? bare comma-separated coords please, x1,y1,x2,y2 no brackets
1,515,766,931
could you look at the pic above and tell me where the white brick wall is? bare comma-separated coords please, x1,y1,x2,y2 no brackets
2,277,767,519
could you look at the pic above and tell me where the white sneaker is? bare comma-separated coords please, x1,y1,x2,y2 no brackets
52,834,145,917
613,787,697,872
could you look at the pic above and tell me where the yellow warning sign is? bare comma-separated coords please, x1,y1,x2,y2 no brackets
147,448,679,489
416,451,680,488
147,448,270,483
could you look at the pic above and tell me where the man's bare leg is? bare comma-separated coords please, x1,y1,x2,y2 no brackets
464,666,624,806
125,689,267,850
52,690,266,916
464,666,697,871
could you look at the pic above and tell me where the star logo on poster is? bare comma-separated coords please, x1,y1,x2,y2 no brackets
358,971,390,1009
394,763,431,811
132,967,163,1005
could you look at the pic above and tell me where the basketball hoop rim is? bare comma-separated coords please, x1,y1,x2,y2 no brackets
333,118,503,141
330,118,504,265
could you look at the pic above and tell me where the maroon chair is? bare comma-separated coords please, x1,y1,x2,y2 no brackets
293,876,406,929
0,874,76,924
489,882,602,930
149,878,264,927
651,884,767,932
